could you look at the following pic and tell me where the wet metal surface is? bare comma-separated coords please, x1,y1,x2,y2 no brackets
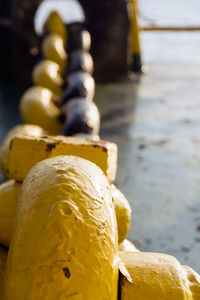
95,32,200,273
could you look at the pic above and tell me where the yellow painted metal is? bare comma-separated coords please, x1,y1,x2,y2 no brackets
141,26,200,31
120,251,200,299
0,124,45,179
42,33,67,72
4,156,119,300
0,246,7,295
32,60,64,96
20,86,62,135
111,184,132,245
0,180,21,248
0,184,131,248
119,240,139,252
7,135,118,182
129,0,141,57
0,183,130,248
45,11,67,45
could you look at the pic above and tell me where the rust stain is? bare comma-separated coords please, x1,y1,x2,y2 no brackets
46,143,56,153
92,144,107,152
40,135,49,139
63,267,71,279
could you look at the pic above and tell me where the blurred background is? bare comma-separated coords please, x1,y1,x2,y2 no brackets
0,0,200,272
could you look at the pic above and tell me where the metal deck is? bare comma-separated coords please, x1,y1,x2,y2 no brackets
95,30,200,273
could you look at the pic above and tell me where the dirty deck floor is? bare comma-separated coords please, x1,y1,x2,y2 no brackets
95,31,200,273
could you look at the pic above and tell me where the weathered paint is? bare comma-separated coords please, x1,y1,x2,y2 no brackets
20,86,62,134
0,124,45,179
120,251,200,299
7,135,117,182
111,184,132,245
32,60,64,96
44,11,67,45
0,182,130,248
42,33,67,72
0,246,7,296
119,240,139,252
4,155,118,300
0,180,21,248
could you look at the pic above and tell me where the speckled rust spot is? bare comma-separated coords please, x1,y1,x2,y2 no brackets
92,144,107,152
40,136,49,139
45,143,56,153
63,267,71,279
15,180,23,184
